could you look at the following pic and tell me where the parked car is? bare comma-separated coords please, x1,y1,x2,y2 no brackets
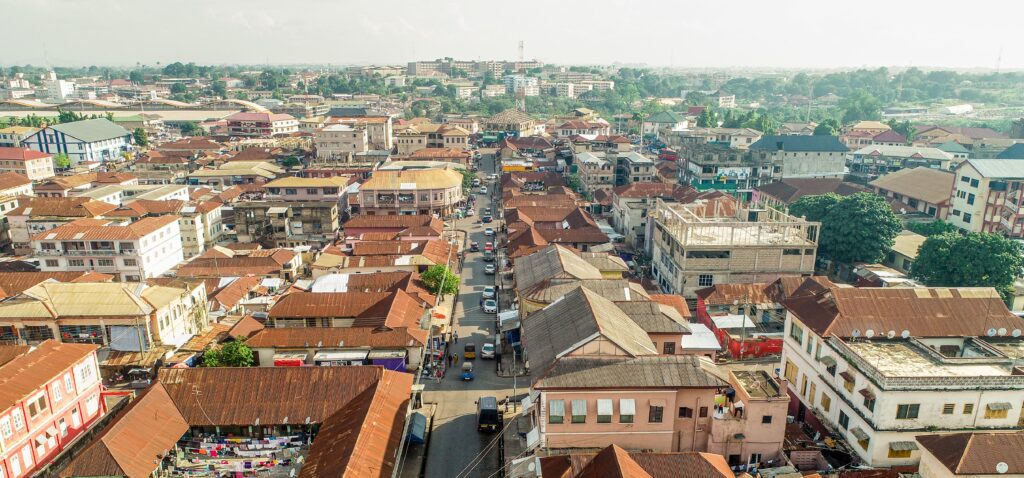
482,215,493,223
479,186,488,195
484,264,496,275
472,178,481,187
482,299,498,313
484,228,494,237
482,286,496,299
481,342,496,359
466,208,476,216
484,242,494,252
470,241,479,252
483,250,494,262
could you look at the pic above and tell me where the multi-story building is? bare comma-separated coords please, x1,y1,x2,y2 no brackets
31,216,183,281
670,127,763,151
224,112,298,138
651,198,819,298
849,145,954,180
554,120,610,138
949,159,1024,236
22,119,132,166
324,108,394,151
7,197,118,255
748,135,848,179
869,167,955,220
574,151,614,195
234,200,339,248
0,127,38,148
314,124,368,161
356,169,463,216
580,79,614,91
393,123,471,156
503,75,540,97
679,142,774,198
483,110,535,137
780,286,1024,467
610,183,708,250
106,199,224,259
616,151,656,186
0,341,105,478
263,176,351,205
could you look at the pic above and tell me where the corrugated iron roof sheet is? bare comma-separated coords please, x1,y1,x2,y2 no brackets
534,355,726,390
247,326,427,348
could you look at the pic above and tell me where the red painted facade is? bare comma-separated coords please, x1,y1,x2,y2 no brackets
696,297,784,359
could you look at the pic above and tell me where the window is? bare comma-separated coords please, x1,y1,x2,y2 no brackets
619,399,635,423
984,404,1010,419
97,259,114,267
789,322,804,345
45,259,58,267
896,404,920,420
85,394,99,416
942,404,955,415
952,209,961,216
961,175,970,183
123,258,137,266
699,406,708,418
285,188,297,195
964,403,974,415
571,400,587,424
52,384,61,403
970,178,979,187
863,396,875,412
0,417,11,439
806,336,814,355
967,193,975,205
838,411,849,429
12,409,24,430
858,437,870,450
749,453,762,465
597,399,613,423
686,250,730,259
663,342,676,354
762,415,773,424
68,259,84,267
783,249,801,255
889,447,912,458
649,405,664,423
784,360,798,383
697,274,714,287
678,407,693,418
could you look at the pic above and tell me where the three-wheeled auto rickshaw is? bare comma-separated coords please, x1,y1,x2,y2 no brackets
462,362,475,381
464,343,476,359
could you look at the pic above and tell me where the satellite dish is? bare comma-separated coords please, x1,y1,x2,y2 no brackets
999,328,1008,336
528,463,536,472
901,330,910,339
997,462,1009,474
1013,329,1022,338
988,328,998,337
865,329,875,338
851,329,861,338
887,331,896,339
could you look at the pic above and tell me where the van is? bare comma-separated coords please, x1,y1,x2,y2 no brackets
477,396,501,432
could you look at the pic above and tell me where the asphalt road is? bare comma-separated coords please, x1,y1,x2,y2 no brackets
423,154,515,478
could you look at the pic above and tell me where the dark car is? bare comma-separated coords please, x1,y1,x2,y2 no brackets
470,241,480,252
482,215,493,223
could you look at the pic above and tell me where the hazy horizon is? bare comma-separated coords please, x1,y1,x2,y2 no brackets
4,0,1024,70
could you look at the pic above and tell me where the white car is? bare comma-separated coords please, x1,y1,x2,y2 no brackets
481,342,496,359
482,286,496,299
482,299,498,314
479,186,488,195
484,228,494,237
484,264,496,275
466,208,476,216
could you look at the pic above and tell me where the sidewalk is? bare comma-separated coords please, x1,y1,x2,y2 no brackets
399,403,437,478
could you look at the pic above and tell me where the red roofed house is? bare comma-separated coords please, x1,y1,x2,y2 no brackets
225,112,298,138
0,340,106,478
0,148,54,181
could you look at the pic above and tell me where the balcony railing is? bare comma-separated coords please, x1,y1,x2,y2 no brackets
36,249,135,256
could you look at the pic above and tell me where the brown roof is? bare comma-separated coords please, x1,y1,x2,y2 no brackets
268,290,425,329
696,283,775,306
157,366,390,425
869,167,955,205
408,148,471,159
540,445,733,478
298,371,412,478
756,178,868,204
209,276,262,310
32,215,180,241
649,294,693,319
0,147,51,161
0,340,97,413
0,172,30,191
343,214,440,230
157,137,223,151
612,183,698,200
247,326,428,348
178,249,296,277
916,432,1024,475
8,196,118,217
784,287,1022,338
0,345,30,368
227,315,265,340
60,383,189,478
0,271,114,298
332,270,436,306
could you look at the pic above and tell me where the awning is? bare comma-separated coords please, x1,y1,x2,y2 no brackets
406,412,427,445
839,371,855,382
571,399,588,416
649,399,666,408
549,399,565,417
858,388,876,400
273,352,306,367
367,350,405,359
988,402,1013,411
819,356,837,367
597,399,613,416
314,350,368,362
109,326,150,352
889,441,918,452
619,399,636,416
850,427,870,441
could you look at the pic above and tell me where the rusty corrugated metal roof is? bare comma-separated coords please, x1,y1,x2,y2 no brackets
540,446,734,478
268,290,424,329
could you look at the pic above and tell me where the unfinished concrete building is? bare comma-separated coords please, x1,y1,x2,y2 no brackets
650,198,819,298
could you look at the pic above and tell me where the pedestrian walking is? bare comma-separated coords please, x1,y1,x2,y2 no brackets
453,332,459,343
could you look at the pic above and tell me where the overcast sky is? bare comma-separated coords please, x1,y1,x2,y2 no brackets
3,0,1023,70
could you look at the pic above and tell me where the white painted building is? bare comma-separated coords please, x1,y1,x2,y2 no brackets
32,216,184,281
22,119,132,166
781,286,1024,467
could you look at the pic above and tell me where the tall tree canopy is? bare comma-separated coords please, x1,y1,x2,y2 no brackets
790,192,901,264
910,232,1024,300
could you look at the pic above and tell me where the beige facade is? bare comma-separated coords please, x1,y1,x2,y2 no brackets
314,124,368,161
651,199,819,298
357,169,463,216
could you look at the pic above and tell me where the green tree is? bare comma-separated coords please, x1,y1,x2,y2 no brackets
179,122,204,136
210,80,227,98
57,109,84,124
458,169,476,189
840,89,882,124
170,83,187,95
202,340,255,367
818,193,902,264
907,220,959,237
885,119,915,142
52,153,71,170
421,265,460,296
813,118,841,136
910,232,1024,301
128,70,144,85
696,108,718,127
788,193,841,222
132,128,148,147
282,156,301,167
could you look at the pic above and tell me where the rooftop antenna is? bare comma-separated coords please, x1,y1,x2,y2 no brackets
518,40,524,64
996,46,1004,74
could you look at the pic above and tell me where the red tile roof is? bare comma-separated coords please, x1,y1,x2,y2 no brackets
0,147,50,161
0,172,31,191
32,215,180,241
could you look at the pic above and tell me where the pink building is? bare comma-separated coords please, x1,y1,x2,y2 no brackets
225,112,298,138
0,341,106,478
